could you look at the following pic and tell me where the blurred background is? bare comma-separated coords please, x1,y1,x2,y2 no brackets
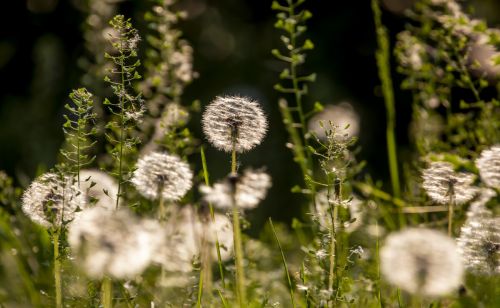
1,0,499,230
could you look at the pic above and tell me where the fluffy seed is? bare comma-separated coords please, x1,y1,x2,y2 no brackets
381,228,463,296
22,172,86,228
202,96,268,152
131,151,193,201
422,161,477,205
476,145,500,189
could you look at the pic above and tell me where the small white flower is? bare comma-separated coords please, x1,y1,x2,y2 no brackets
131,151,193,201
381,228,463,296
308,103,360,141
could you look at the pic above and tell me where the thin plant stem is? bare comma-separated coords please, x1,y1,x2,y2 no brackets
201,147,226,289
375,222,383,308
53,230,62,308
371,0,405,228
327,180,340,307
448,193,455,236
196,269,203,308
230,132,246,307
102,277,113,308
269,218,296,308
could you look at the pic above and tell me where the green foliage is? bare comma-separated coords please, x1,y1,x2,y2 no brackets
60,88,97,184
103,15,144,207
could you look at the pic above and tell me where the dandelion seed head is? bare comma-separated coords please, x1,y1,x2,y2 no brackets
79,169,118,210
202,96,268,152
422,161,477,205
200,169,272,210
476,145,500,189
131,152,193,201
69,207,158,279
381,228,463,296
458,200,500,275
22,172,86,228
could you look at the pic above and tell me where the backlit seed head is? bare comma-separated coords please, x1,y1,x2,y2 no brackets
308,103,360,141
131,151,193,201
200,169,272,210
22,172,86,228
422,161,477,205
79,169,119,210
381,228,463,296
458,195,500,275
202,96,268,152
476,145,500,189
69,207,158,279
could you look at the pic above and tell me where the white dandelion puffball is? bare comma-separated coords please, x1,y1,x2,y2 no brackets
153,205,233,272
200,169,272,210
308,102,360,140
476,145,500,189
457,201,500,275
69,207,158,279
22,172,86,228
131,151,193,201
315,189,363,233
422,161,477,205
202,96,268,152
79,169,118,210
381,228,463,297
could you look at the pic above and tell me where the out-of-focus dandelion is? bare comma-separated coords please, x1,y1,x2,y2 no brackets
457,189,499,275
79,169,118,210
153,205,233,273
476,145,500,189
131,151,193,201
422,161,477,205
202,96,268,153
314,189,363,233
381,228,463,297
422,161,477,235
22,172,86,229
308,103,360,141
69,206,158,279
199,169,272,210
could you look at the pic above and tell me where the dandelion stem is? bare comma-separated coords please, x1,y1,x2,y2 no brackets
269,218,296,308
53,230,62,308
232,205,246,307
230,133,246,307
448,194,455,236
102,277,113,308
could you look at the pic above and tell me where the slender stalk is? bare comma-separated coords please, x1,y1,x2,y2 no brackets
201,147,226,288
230,133,246,307
327,180,340,306
53,230,62,308
269,218,296,308
102,277,113,308
375,222,383,308
196,270,204,308
371,0,403,227
448,193,455,236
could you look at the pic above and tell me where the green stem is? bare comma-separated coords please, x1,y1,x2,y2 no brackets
201,147,226,289
448,194,455,236
53,230,62,308
269,218,296,308
102,277,113,308
232,205,246,307
230,137,246,307
372,0,404,228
